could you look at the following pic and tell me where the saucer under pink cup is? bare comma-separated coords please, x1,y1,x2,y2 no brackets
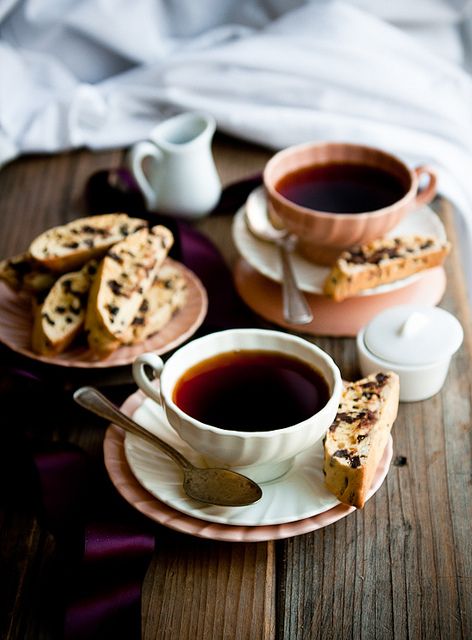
263,141,437,265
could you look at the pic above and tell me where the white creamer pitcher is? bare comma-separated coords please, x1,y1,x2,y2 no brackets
126,112,222,219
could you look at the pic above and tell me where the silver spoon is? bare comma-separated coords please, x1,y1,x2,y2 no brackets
74,386,263,507
245,187,313,325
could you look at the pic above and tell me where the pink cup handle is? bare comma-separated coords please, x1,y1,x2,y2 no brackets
413,165,437,207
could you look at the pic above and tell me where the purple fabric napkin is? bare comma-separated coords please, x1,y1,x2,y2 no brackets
8,172,262,639
176,219,256,331
34,443,155,639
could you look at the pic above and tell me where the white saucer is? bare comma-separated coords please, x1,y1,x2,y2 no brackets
124,397,341,527
104,389,393,541
232,186,447,295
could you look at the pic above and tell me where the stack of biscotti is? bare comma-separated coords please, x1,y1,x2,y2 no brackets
323,235,451,301
0,213,188,358
323,371,400,508
85,225,174,356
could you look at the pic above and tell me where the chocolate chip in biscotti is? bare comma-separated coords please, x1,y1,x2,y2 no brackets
139,299,149,313
107,279,123,296
42,313,55,326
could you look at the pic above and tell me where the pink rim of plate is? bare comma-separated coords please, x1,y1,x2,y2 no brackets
234,259,446,338
103,387,393,542
0,259,207,368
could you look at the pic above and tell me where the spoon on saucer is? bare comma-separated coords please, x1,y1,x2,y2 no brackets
245,187,313,325
74,386,263,507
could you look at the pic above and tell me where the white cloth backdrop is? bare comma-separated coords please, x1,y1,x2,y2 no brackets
1,0,472,301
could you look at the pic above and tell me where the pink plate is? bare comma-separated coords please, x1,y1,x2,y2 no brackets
234,259,446,337
0,258,207,368
103,387,393,542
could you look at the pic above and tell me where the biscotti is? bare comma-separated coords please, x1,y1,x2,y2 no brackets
123,263,188,344
323,371,400,508
29,213,147,272
0,252,56,294
1,215,190,359
323,235,450,301
31,260,98,355
85,225,174,356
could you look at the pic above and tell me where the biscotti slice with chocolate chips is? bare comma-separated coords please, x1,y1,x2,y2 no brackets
85,225,174,357
323,235,450,301
0,252,56,294
29,213,148,272
31,260,98,355
323,371,400,508
123,263,188,344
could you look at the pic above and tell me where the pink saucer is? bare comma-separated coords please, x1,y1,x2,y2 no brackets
103,388,393,542
0,259,207,367
234,259,446,337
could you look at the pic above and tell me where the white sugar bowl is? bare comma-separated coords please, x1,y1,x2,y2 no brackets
356,304,463,402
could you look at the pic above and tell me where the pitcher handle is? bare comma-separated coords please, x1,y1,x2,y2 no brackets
126,141,163,210
413,165,437,207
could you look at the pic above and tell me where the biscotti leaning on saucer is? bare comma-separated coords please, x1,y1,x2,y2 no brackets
323,235,451,302
31,260,98,356
29,213,148,273
323,371,400,509
85,225,174,357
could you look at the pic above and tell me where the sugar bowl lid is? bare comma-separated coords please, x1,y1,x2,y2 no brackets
363,304,463,366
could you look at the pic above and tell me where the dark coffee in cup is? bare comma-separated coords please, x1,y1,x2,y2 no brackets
172,349,330,432
275,162,406,214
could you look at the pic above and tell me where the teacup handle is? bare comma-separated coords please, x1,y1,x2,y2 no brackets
127,141,163,210
413,165,437,207
132,353,165,405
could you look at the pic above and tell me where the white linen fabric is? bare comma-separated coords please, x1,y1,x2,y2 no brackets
1,0,472,299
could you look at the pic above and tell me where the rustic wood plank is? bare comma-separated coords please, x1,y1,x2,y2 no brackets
212,133,273,187
65,147,125,216
142,536,275,640
436,201,472,640
0,149,124,258
0,514,59,640
275,198,472,640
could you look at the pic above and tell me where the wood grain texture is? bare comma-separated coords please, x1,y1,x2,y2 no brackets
273,201,472,640
211,132,272,186
143,537,275,640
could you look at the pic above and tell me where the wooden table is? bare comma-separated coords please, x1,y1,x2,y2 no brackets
0,135,471,639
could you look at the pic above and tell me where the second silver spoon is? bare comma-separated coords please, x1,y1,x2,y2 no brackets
245,187,313,325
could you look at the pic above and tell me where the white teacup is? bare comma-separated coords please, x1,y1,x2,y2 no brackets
132,328,342,483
